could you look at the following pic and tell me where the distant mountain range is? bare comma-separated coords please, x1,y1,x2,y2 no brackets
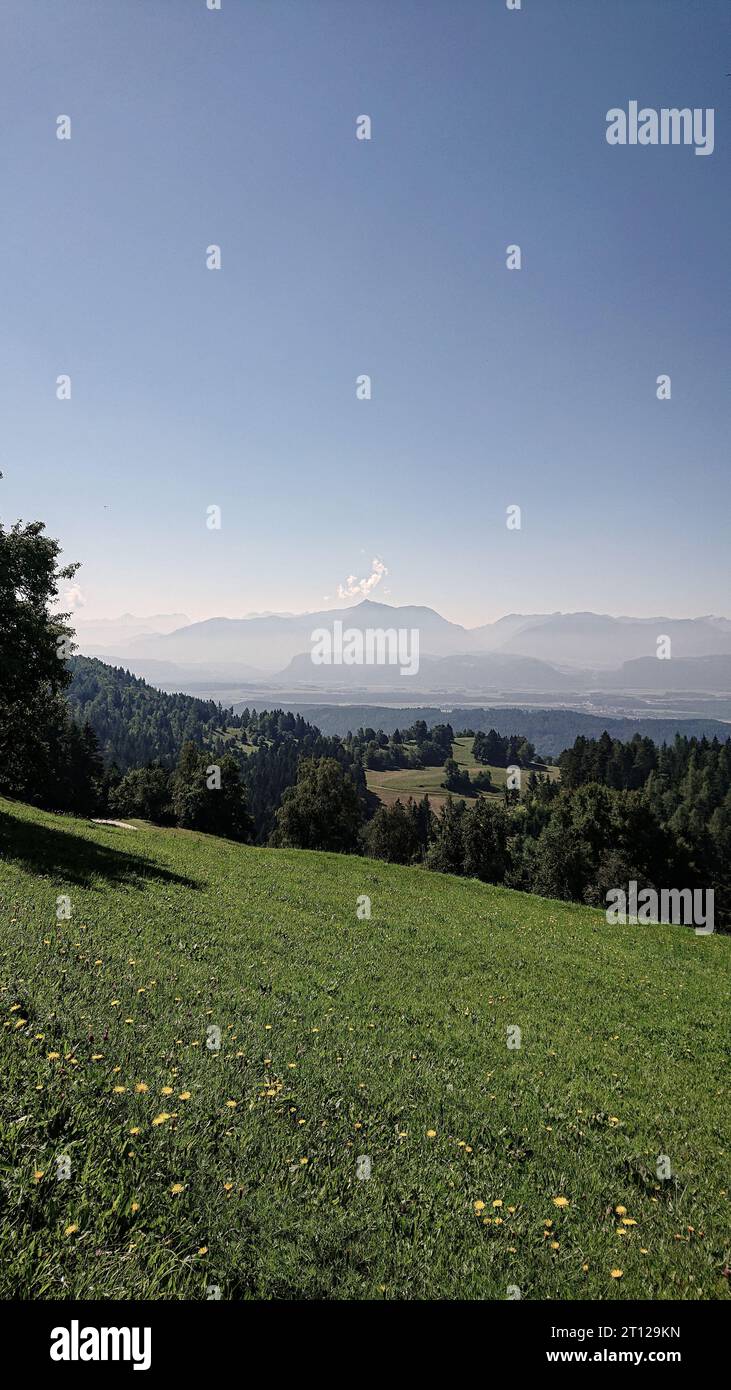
72,612,191,649
74,601,731,695
280,649,580,691
481,612,731,668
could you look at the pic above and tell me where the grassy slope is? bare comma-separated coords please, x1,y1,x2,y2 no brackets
0,796,729,1302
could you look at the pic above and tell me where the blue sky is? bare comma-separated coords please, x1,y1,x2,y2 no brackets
1,0,729,627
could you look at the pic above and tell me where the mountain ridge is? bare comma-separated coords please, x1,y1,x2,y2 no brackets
77,602,731,686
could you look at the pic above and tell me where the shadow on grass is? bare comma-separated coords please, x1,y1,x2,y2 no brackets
0,809,201,891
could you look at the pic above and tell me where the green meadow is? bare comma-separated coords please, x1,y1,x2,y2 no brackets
0,796,729,1301
366,735,560,809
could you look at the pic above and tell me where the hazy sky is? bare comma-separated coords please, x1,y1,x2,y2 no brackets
1,0,729,628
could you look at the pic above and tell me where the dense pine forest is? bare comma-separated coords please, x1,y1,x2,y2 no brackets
66,656,244,769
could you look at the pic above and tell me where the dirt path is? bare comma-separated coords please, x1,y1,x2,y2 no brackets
91,819,138,830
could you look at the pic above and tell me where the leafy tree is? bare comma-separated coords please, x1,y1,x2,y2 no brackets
532,817,593,901
0,518,77,709
0,518,83,804
462,799,510,883
443,757,472,793
361,799,421,863
110,765,174,823
425,797,466,875
273,757,363,852
202,754,254,841
171,743,253,841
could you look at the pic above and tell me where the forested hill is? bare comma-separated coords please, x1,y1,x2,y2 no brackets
67,656,239,771
261,703,731,756
68,659,731,772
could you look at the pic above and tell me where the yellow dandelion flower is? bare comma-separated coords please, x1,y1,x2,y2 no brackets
300,1156,309,1165
426,1129,437,1139
152,1112,171,1126
134,1083,148,1093
170,1183,184,1195
197,1247,208,1256
550,1240,560,1249
91,1053,103,1060
131,1202,140,1213
161,1086,173,1095
492,1199,503,1208
223,1182,233,1191
47,1052,60,1061
552,1196,569,1208
610,1269,623,1279
622,1217,637,1226
129,1127,141,1136
224,1100,237,1108
615,1205,627,1216
64,1224,79,1236
33,1170,44,1183
474,1200,485,1213
113,1085,126,1094
178,1091,191,1101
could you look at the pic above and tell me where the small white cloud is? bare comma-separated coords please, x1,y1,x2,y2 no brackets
63,585,86,611
337,557,387,600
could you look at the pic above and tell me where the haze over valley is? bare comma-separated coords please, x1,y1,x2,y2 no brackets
72,601,731,724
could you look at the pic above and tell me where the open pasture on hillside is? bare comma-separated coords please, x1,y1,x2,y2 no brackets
0,797,728,1301
366,735,559,809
